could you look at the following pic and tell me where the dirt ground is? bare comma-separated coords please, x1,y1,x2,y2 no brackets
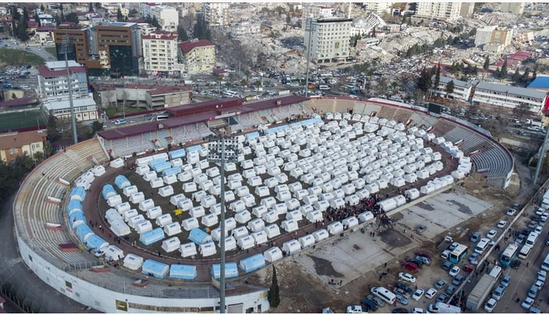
243,152,538,313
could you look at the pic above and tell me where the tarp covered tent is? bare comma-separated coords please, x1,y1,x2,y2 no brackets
169,264,197,280
199,242,217,257
110,219,131,236
312,229,329,242
75,224,94,242
211,262,239,279
179,242,198,258
104,245,124,261
123,253,143,270
85,234,108,250
142,259,169,279
239,253,266,274
188,228,212,245
102,184,117,200
169,148,186,160
70,187,86,201
139,227,165,246
282,239,301,255
67,200,83,216
161,236,181,253
135,220,153,234
327,222,344,235
164,222,182,237
69,211,86,229
115,175,131,190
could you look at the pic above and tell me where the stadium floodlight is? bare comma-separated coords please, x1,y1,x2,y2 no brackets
207,136,238,313
59,34,78,145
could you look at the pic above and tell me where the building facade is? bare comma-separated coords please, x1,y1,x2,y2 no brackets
53,27,90,66
490,28,513,47
430,76,474,101
150,5,179,32
362,2,394,14
142,31,180,76
474,25,497,47
95,22,142,77
0,130,46,163
304,17,352,64
179,40,216,74
202,3,230,27
416,2,462,20
472,81,548,113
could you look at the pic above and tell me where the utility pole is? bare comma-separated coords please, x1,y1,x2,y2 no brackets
60,35,78,144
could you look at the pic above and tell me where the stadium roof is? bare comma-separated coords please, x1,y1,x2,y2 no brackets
528,75,549,89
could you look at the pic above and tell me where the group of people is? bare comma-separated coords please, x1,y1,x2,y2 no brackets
323,193,394,230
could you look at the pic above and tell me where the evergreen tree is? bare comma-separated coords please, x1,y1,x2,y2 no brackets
501,58,508,80
177,24,188,41
41,4,45,12
483,56,490,70
89,3,94,12
512,68,521,82
117,8,123,22
445,80,455,98
417,68,432,93
433,63,441,90
533,64,538,79
34,12,41,27
267,266,280,308
521,68,530,83
494,67,501,79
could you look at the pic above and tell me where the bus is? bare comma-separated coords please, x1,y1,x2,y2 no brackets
517,244,533,260
542,253,549,271
449,244,468,264
500,243,519,265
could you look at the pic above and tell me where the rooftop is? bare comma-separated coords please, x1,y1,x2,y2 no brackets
528,75,549,89
179,40,215,53
0,130,46,150
476,81,547,99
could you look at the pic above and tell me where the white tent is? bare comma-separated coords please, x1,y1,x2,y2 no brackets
358,211,375,224
110,219,131,237
251,230,268,245
183,182,197,193
394,195,407,207
104,245,124,261
261,196,277,209
136,220,153,234
105,208,122,225
298,235,315,249
252,205,268,218
404,173,418,183
107,195,122,207
284,198,300,211
150,178,164,189
265,224,281,239
276,190,292,202
241,194,256,207
327,221,344,235
299,204,314,216
313,229,329,242
272,203,288,215
163,174,178,185
232,226,249,240
123,253,143,270
356,188,370,200
178,171,192,182
313,200,330,212
200,180,214,191
420,184,436,194
189,206,206,218
248,218,265,232
123,185,138,197
164,222,182,237
177,199,193,211
329,198,345,209
115,202,131,214
146,206,163,220
255,186,270,197
136,165,150,175
229,200,246,212
123,209,139,222
92,165,106,176
110,157,124,168
345,194,360,206
161,237,181,253
223,236,238,251
451,169,465,179
182,217,199,231
237,235,255,250
201,213,218,227
180,242,198,258
281,219,299,233
128,214,146,229
139,199,155,212
155,213,173,227
282,239,301,255
306,210,323,223
264,246,283,263
235,210,252,224
199,242,217,257
342,217,359,230
129,192,145,204
391,177,406,187
192,190,207,203
286,210,303,222
143,171,157,181
365,183,379,194
405,188,420,200
378,198,397,211
159,185,174,197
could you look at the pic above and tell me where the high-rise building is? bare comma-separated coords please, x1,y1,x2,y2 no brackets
304,16,352,64
179,39,216,74
474,25,497,47
202,3,230,27
150,5,179,32
416,2,461,20
53,27,90,65
459,2,475,18
95,22,142,77
490,28,513,46
500,2,525,15
142,31,179,76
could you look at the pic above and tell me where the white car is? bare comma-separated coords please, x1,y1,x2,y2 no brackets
535,226,543,234
412,288,424,301
449,266,460,277
484,298,497,312
412,307,427,314
346,305,363,313
497,220,508,228
487,229,497,239
399,272,416,283
425,288,437,299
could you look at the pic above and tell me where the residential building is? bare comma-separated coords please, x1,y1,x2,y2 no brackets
472,81,548,113
37,61,98,122
38,13,55,26
500,2,525,15
0,130,47,163
202,3,230,27
490,28,513,46
430,76,474,101
459,2,475,18
304,16,352,64
350,14,385,37
179,39,216,74
416,2,462,20
150,5,178,32
142,31,180,77
475,25,497,47
95,22,142,77
230,20,261,38
515,31,534,45
35,26,55,44
362,2,394,14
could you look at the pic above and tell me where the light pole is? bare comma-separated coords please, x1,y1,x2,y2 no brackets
60,35,78,144
207,134,238,313
303,16,316,97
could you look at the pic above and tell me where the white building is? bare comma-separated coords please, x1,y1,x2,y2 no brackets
37,61,98,121
475,25,497,47
362,2,394,14
304,16,353,64
151,5,179,32
202,3,230,27
350,14,386,37
142,31,180,76
472,81,548,113
430,76,474,101
416,2,462,20
230,20,261,38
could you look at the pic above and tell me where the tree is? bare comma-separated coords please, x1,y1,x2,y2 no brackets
417,68,432,93
267,265,280,308
177,24,188,41
433,63,441,90
46,114,60,144
445,80,455,98
41,4,45,12
521,68,530,84
512,68,521,82
117,8,123,22
89,3,94,12
500,58,508,80
244,69,250,86
483,56,490,70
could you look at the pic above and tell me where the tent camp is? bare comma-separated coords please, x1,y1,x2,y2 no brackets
110,219,131,236
69,187,86,201
211,262,239,279
199,242,217,257
312,229,329,242
164,222,182,237
161,237,181,253
123,253,143,271
239,254,266,274
142,259,169,279
169,264,197,280
123,185,138,197
282,239,301,255
136,220,153,234
188,228,212,245
115,175,131,190
67,200,82,216
265,224,281,239
327,222,344,235
139,227,165,246
179,242,198,258
104,245,124,261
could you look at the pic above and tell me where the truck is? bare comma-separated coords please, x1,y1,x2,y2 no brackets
428,302,461,313
466,273,498,311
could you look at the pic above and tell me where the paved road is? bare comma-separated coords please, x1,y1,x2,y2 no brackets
0,194,93,313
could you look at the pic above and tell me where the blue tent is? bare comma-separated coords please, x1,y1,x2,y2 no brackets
148,159,165,168
114,175,131,190
169,148,186,159
75,224,94,242
169,264,197,280
239,253,266,273
69,187,86,201
265,125,289,134
162,167,181,177
67,200,83,216
139,227,165,246
69,212,86,229
152,161,171,173
245,132,260,140
211,262,239,279
142,259,169,279
186,144,202,152
102,184,117,200
188,228,212,245
85,234,108,250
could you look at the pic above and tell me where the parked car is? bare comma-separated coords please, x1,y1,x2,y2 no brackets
449,266,460,277
516,234,526,244
452,275,464,286
528,285,539,298
402,261,419,273
434,279,447,290
425,288,437,299
415,252,432,260
521,297,534,310
510,260,521,269
416,225,427,234
469,252,480,265
442,261,453,271
497,220,508,228
412,288,424,301
470,231,481,243
395,294,409,305
487,229,497,239
360,299,378,312
392,308,408,313
437,293,449,303
366,294,385,307
415,255,431,265
346,305,363,313
407,258,423,268
395,282,413,294
399,272,416,283
484,298,497,312
412,307,427,313
537,270,546,282
501,275,511,287
506,208,517,216
448,242,459,251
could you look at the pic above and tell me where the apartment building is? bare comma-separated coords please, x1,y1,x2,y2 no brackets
0,130,46,163
500,2,525,15
202,3,230,27
472,81,548,113
430,76,474,101
179,39,216,74
490,28,513,46
362,2,394,14
150,5,179,32
416,2,462,20
95,22,142,77
142,31,180,77
304,16,353,64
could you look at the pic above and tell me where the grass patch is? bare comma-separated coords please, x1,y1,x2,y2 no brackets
0,109,46,132
0,48,45,67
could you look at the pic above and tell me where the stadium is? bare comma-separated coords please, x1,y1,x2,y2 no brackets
12,95,514,313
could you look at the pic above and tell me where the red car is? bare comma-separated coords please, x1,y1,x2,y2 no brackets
402,261,419,273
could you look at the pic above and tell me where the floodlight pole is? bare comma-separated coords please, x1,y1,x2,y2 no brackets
60,35,78,144
303,16,315,98
208,133,237,313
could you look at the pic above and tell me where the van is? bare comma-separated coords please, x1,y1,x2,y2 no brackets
428,302,461,313
371,286,396,305
441,250,451,260
489,265,502,279
475,238,490,254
